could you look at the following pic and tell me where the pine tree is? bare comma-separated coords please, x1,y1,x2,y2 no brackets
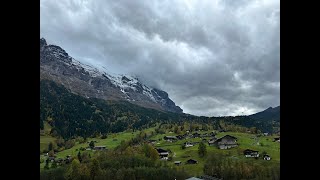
198,142,207,157
44,159,50,170
77,151,82,163
89,141,95,149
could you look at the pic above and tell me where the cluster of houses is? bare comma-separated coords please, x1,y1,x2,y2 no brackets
162,132,241,150
243,149,271,160
43,145,107,165
163,131,217,143
45,154,73,165
155,148,199,164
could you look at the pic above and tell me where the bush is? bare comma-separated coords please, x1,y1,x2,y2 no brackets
89,141,95,149
181,144,186,149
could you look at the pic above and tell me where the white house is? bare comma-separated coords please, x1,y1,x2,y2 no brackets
184,142,194,148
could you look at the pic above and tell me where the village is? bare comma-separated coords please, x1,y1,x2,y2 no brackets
41,127,280,174
151,131,279,164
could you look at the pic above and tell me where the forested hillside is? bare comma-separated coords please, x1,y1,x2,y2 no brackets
41,80,279,139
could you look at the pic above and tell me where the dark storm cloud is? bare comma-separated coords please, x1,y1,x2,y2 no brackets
41,0,280,116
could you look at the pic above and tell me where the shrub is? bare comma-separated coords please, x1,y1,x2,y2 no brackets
181,144,186,149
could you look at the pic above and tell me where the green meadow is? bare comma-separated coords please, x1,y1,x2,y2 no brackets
40,127,280,176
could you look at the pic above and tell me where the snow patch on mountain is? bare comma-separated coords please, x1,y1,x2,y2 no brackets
70,58,157,102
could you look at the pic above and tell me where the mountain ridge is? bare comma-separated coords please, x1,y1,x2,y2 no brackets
249,106,280,122
40,38,182,113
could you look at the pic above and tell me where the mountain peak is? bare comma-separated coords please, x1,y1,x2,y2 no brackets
40,38,47,47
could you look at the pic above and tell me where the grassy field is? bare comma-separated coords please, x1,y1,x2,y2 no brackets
40,126,158,170
40,127,280,176
151,131,280,176
40,135,57,152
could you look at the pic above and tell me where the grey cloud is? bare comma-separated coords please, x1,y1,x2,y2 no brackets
41,0,280,116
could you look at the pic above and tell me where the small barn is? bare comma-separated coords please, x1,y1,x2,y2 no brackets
192,132,201,138
164,136,178,142
184,142,194,148
174,161,182,166
263,154,271,160
208,137,217,146
243,149,259,158
94,146,107,150
176,135,184,140
186,159,198,164
156,148,169,160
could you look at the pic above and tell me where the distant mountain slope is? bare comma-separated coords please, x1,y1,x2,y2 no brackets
249,106,280,121
40,79,182,138
40,38,182,113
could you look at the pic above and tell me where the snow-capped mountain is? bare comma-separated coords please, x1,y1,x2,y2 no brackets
40,38,183,113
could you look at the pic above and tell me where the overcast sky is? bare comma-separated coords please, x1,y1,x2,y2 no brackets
40,0,280,117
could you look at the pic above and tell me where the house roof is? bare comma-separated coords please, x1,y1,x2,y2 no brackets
174,161,181,163
187,159,198,162
215,135,237,144
164,136,178,139
156,148,168,153
221,135,237,140
243,149,259,154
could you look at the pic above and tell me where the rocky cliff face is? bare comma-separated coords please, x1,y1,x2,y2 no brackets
40,38,183,113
